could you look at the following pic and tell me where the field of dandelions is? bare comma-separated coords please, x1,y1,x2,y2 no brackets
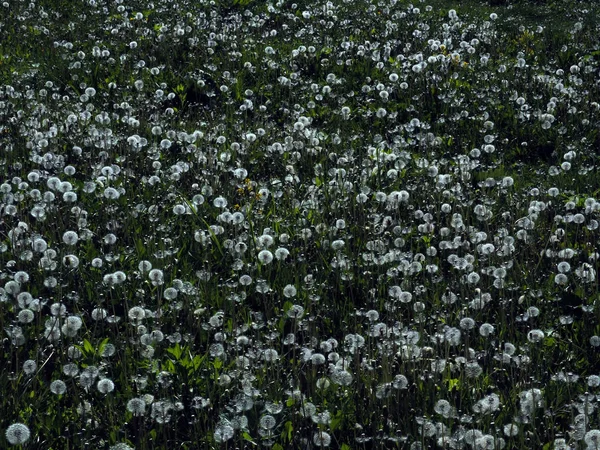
1,0,600,448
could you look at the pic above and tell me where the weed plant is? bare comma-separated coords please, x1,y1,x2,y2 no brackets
1,0,600,448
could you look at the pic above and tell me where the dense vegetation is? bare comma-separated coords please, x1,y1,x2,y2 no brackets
1,0,600,448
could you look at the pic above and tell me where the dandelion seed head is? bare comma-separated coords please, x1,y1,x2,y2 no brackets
23,359,37,376
214,423,234,442
287,304,304,319
97,378,115,394
313,430,332,447
283,284,297,298
5,423,31,445
258,249,273,264
127,397,147,416
50,379,67,395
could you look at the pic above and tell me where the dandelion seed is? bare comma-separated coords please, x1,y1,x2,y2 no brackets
214,424,234,442
467,272,480,284
366,310,379,322
192,194,205,205
149,330,164,343
163,287,178,300
475,435,495,450
525,306,540,318
555,273,568,285
110,444,133,450
5,423,31,445
356,193,368,203
32,237,48,253
148,268,164,286
127,398,147,416
502,342,516,356
102,344,116,357
420,420,437,437
91,308,108,321
62,230,79,245
23,360,37,376
311,353,326,365
50,379,67,395
76,400,92,416
479,323,494,337
17,309,34,324
392,374,409,389
389,288,402,301
465,361,483,378
209,343,224,357
239,274,252,286
258,249,273,264
63,363,79,377
259,415,277,430
262,348,279,362
316,378,330,390
283,284,297,298
287,304,304,319
12,271,29,285
104,187,120,200
63,255,80,269
527,329,545,343
585,430,600,449
208,312,224,328
213,196,227,208
588,375,600,387
445,327,461,345
97,378,115,394
50,303,67,316
331,240,345,251
128,306,146,322
399,291,413,303
557,262,571,273
504,423,519,437
434,399,454,418
331,369,353,386
65,316,83,331
91,258,103,268
313,431,331,447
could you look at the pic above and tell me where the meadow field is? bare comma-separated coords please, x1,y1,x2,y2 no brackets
1,0,600,448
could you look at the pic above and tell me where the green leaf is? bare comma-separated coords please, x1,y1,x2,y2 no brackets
284,421,293,442
83,339,94,354
192,354,204,371
242,432,257,445
163,359,176,374
446,378,460,392
167,343,183,360
97,337,110,356
330,410,344,431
